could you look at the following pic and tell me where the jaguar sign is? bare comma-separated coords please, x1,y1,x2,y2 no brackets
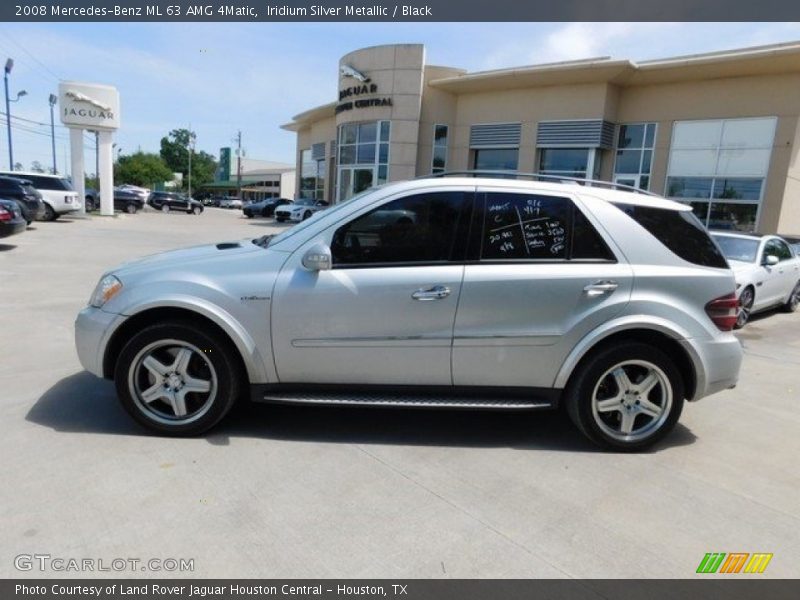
58,81,120,130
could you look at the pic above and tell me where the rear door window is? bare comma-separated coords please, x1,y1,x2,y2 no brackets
613,203,728,268
477,192,615,261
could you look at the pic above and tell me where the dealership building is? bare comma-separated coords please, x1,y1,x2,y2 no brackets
282,41,800,234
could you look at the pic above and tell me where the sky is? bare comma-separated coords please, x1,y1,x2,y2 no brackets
1,21,800,173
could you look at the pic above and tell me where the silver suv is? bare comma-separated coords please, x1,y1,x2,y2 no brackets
75,176,743,450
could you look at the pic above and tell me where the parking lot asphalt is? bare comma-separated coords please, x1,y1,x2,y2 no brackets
0,207,799,579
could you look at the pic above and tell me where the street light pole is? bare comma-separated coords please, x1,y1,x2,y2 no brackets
48,94,57,173
4,59,13,170
187,130,196,198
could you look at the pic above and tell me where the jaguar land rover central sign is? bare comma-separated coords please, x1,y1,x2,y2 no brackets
58,81,120,130
58,81,120,216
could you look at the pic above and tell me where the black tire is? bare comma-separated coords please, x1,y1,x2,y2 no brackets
303,210,312,221
86,198,96,212
125,203,137,214
114,321,243,436
245,213,253,219
161,204,170,213
782,281,800,313
734,286,755,329
41,203,57,221
564,342,685,452
192,206,202,215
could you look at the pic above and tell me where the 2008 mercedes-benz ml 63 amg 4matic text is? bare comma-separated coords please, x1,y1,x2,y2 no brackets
75,175,743,450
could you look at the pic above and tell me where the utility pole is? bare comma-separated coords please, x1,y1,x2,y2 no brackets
187,128,196,198
235,130,242,198
4,59,14,170
48,94,58,173
95,131,99,189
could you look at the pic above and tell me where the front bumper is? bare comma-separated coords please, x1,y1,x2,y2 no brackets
75,306,127,378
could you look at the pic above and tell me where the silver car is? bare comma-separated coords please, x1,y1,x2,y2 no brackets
75,177,743,450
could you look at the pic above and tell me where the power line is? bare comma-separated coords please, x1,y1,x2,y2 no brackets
0,27,62,81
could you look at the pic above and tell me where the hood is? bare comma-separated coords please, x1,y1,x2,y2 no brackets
727,259,757,274
112,240,261,277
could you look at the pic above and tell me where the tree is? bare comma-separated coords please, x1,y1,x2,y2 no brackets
30,161,45,173
13,162,23,171
160,129,217,190
114,152,174,187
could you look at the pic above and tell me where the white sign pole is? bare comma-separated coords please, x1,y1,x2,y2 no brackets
98,130,114,216
69,128,85,215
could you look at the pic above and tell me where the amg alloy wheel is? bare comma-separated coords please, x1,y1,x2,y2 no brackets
114,322,242,435
735,286,754,328
565,342,684,451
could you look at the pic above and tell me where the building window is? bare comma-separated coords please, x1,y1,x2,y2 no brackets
539,148,600,180
473,148,518,172
337,121,390,202
432,124,448,174
299,149,317,199
666,117,776,231
613,123,655,190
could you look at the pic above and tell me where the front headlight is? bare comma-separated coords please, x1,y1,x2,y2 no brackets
89,275,123,308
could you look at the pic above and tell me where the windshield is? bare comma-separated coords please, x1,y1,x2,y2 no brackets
712,235,760,263
294,198,315,206
260,187,383,249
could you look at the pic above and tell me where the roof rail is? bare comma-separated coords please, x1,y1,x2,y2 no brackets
417,170,661,197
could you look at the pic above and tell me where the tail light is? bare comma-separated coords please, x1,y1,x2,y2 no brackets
705,292,739,331
0,207,11,222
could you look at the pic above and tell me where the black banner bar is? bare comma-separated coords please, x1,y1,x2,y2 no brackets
4,580,800,600
3,1,800,22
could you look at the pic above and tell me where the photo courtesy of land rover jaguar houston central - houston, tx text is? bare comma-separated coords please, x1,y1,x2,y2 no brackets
74,174,744,451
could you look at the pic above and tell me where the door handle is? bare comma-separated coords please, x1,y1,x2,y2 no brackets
412,285,451,301
583,280,619,297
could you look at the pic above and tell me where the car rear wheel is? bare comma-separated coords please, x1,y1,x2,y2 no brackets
782,281,800,312
192,206,202,215
565,342,684,451
114,321,242,435
161,205,169,213
125,203,137,214
41,203,57,221
735,286,754,329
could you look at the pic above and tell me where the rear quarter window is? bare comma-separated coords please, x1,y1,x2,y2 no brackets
614,203,728,268
25,176,73,191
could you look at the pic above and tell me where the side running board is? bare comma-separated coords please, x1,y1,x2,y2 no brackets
254,391,554,410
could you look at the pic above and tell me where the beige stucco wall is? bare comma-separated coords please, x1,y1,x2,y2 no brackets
288,47,800,232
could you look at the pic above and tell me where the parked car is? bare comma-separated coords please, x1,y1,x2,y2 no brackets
0,198,27,239
117,184,150,200
0,171,81,220
274,198,329,222
711,232,800,328
85,188,99,211
113,190,145,214
0,176,45,225
219,196,243,209
147,192,204,215
243,197,292,218
75,176,744,451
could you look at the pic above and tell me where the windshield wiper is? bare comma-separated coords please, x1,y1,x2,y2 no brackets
252,234,274,248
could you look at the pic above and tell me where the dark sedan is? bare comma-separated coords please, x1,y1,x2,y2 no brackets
85,189,145,213
0,199,27,239
0,176,45,225
148,191,204,215
243,197,292,218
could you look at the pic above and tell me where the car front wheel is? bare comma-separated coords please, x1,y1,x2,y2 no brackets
735,286,754,329
565,342,684,451
114,321,242,435
192,206,202,215
41,203,57,221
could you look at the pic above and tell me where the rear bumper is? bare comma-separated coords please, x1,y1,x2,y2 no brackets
0,219,26,238
682,334,743,401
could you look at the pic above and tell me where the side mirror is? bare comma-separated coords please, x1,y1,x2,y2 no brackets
302,243,332,271
764,254,779,266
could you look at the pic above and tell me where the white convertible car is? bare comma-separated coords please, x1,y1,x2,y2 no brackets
712,232,800,328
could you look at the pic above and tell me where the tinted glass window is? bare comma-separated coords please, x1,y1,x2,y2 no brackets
481,193,571,260
764,239,792,262
572,208,615,260
473,149,519,171
614,203,728,268
331,192,469,266
24,176,72,191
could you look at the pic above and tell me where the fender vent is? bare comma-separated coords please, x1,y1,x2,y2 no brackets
216,242,241,250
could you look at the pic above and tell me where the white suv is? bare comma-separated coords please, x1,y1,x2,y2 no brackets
75,176,743,450
0,171,81,220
